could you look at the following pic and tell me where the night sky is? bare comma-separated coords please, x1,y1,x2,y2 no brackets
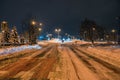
0,0,120,36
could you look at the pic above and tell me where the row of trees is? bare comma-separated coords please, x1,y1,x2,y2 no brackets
1,22,40,45
1,26,19,45
80,18,118,44
0,15,42,45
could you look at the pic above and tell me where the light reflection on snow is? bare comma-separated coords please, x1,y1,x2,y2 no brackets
47,39,72,43
0,45,41,55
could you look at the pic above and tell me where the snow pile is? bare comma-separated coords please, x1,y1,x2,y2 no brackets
47,39,73,43
0,45,41,55
48,39,61,43
37,41,48,46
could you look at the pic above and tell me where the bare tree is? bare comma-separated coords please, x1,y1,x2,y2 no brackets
80,18,105,45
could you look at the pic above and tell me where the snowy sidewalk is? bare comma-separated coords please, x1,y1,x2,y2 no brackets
0,45,41,55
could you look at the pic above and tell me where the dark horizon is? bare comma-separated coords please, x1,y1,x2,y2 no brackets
0,0,120,36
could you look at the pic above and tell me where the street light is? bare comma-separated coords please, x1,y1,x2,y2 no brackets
92,27,95,44
2,30,5,33
39,23,42,26
31,21,36,26
111,29,116,44
38,28,42,31
111,29,115,33
39,23,43,31
55,28,61,39
2,21,7,24
92,27,95,31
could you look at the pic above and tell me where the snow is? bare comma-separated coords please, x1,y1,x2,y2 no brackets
37,41,48,46
0,45,41,55
112,45,120,48
47,39,73,43
79,45,120,67
37,39,73,44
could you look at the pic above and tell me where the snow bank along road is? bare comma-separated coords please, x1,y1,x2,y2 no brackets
0,43,120,80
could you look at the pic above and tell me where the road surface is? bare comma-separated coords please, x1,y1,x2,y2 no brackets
0,43,120,80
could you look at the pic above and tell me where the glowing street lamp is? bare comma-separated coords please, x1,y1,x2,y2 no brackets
2,30,5,33
2,21,7,24
39,23,43,31
31,21,36,26
92,27,96,43
92,27,95,31
111,29,116,44
39,23,42,26
38,28,42,31
111,29,115,33
55,28,61,39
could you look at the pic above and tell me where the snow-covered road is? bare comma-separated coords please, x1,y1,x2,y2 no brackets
0,43,120,80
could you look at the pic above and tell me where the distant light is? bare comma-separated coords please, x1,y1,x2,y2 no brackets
62,38,65,41
55,28,61,32
31,21,36,25
93,28,95,31
111,29,115,33
38,28,42,31
2,21,7,24
39,23,42,26
55,29,57,32
39,36,44,39
2,30,5,33
48,38,50,40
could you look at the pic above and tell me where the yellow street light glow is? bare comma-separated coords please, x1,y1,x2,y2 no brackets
55,28,61,39
31,21,36,25
111,29,115,33
2,21,7,24
55,28,61,32
38,28,42,31
2,30,5,33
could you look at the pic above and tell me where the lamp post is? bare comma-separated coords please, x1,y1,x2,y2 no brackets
111,29,116,44
29,20,43,44
38,23,42,33
29,20,36,44
38,23,43,36
92,27,95,44
55,28,61,39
